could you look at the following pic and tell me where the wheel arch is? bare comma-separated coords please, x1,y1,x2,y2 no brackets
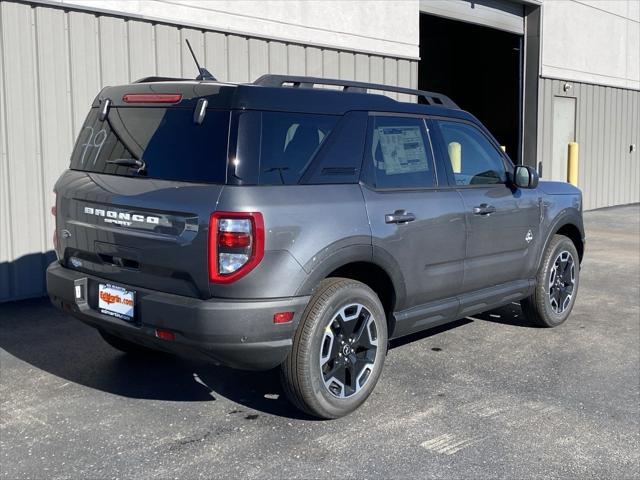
538,209,585,270
295,246,404,338
555,223,584,262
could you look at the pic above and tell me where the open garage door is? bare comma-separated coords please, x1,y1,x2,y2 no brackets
419,1,524,163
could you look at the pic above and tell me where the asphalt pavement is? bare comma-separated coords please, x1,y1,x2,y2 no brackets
1,204,639,479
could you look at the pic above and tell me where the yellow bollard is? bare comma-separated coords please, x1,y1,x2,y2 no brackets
448,142,461,174
567,142,579,186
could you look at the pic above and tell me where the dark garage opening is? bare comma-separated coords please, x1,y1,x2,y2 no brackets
419,14,523,163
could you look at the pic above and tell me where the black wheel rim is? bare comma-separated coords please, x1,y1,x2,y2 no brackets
548,250,576,314
319,303,378,399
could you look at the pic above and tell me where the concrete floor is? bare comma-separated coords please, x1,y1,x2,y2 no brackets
1,205,639,479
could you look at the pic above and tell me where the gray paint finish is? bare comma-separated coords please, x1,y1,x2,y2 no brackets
0,0,417,302
537,77,640,211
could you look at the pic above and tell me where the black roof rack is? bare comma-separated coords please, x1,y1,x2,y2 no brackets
253,74,459,109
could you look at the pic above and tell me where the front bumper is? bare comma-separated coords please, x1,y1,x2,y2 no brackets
46,262,309,370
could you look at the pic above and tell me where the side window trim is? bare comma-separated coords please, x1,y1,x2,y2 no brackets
430,117,510,188
362,112,440,191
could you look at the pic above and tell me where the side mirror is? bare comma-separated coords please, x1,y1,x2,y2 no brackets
513,165,539,189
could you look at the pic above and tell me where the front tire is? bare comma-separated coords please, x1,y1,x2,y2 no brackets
521,234,580,327
280,278,388,419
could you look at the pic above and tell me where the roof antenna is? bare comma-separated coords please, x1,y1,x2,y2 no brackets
185,39,216,81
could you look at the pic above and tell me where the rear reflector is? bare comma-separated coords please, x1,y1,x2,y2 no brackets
155,329,175,341
273,312,294,324
123,93,182,104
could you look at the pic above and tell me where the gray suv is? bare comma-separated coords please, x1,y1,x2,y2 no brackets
47,74,584,418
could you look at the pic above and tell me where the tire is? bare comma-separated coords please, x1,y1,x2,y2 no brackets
99,329,160,356
521,234,580,327
280,278,388,419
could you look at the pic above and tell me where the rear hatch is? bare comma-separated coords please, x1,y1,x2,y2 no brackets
54,82,235,298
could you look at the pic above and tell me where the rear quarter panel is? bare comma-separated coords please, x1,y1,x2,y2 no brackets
212,184,372,299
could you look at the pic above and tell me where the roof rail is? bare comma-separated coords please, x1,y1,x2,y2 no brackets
252,74,459,109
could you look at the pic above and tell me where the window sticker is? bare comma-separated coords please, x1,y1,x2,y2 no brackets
377,126,429,175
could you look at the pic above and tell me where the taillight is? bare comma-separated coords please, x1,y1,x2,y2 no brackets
209,212,264,284
122,93,182,103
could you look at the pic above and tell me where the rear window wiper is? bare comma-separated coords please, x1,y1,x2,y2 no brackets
106,158,147,175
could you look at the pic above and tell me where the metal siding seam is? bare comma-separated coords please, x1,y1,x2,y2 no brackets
32,5,49,295
620,88,625,205
599,87,607,208
588,83,595,209
0,2,15,300
629,89,637,204
604,85,611,208
585,83,594,209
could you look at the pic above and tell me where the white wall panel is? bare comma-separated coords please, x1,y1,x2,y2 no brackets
36,0,420,59
0,1,417,301
227,34,249,82
306,47,323,77
1,1,47,299
180,28,205,79
541,0,639,90
204,32,228,81
128,20,155,81
68,11,100,132
99,16,129,86
248,38,269,80
155,24,180,78
268,41,287,75
287,45,305,76
0,1,10,299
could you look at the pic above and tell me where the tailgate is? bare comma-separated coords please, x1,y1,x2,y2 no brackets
55,170,223,298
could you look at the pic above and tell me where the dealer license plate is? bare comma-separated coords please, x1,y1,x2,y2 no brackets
98,283,135,321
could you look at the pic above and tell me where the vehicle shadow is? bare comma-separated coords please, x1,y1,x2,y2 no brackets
470,302,538,328
0,298,313,420
0,298,535,419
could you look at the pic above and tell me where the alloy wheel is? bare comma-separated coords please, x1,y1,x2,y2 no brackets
319,303,379,398
548,250,576,314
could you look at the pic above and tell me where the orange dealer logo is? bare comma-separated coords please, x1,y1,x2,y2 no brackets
99,291,133,307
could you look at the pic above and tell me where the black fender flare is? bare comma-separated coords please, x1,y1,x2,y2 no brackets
294,244,406,310
537,207,585,271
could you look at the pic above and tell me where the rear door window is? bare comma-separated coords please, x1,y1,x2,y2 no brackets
70,107,229,183
366,116,436,189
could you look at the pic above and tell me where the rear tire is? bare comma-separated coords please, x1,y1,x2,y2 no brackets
99,330,159,356
521,235,580,327
280,278,388,419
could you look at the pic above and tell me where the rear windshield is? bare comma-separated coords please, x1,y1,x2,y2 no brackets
70,107,229,183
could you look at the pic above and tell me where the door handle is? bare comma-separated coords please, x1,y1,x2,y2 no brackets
385,210,416,224
473,204,496,215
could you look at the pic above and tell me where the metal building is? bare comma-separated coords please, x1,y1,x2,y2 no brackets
1,0,638,302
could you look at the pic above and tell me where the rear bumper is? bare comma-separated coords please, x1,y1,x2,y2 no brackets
46,262,309,370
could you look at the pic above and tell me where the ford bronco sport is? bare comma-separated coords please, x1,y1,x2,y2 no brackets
47,73,584,419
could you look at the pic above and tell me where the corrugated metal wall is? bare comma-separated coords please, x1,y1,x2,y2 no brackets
537,77,640,211
0,0,418,302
